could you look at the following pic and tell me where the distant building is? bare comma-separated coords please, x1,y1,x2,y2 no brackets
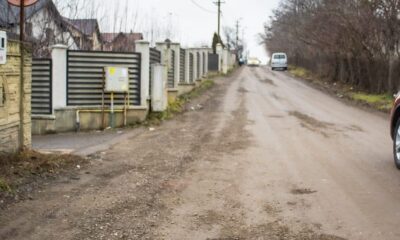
63,18,103,51
101,32,143,52
0,0,78,57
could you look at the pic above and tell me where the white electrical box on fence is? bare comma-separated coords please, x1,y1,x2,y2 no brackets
104,66,129,92
0,31,7,65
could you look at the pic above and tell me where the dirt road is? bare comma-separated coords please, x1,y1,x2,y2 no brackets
1,66,399,239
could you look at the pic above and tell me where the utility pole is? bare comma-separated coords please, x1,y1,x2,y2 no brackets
213,0,225,41
235,19,240,50
19,1,25,151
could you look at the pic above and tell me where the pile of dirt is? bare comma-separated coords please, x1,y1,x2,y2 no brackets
0,150,87,206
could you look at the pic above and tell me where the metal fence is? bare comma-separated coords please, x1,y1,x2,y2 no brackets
180,48,186,83
189,53,194,82
208,53,219,72
67,50,141,106
31,58,52,115
168,49,175,88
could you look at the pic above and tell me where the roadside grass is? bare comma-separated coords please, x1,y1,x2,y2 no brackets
289,66,312,79
0,150,87,194
289,65,394,112
349,93,393,111
146,79,215,125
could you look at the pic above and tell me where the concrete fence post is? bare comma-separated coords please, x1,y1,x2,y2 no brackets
185,49,190,83
192,49,198,81
222,48,228,74
156,42,169,87
170,43,180,89
135,40,150,106
216,43,223,73
51,44,68,110
198,49,204,79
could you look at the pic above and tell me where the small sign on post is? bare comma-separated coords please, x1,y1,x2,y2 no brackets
0,31,7,65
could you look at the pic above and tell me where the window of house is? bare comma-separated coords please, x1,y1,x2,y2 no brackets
45,28,55,44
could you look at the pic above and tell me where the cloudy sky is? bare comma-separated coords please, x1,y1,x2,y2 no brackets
60,0,281,61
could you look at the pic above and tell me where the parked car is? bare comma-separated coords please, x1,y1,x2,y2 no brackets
247,57,260,67
271,52,288,71
391,94,400,168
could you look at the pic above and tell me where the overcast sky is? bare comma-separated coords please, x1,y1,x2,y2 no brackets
61,0,281,61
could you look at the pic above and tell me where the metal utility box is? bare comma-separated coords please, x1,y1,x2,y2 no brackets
104,66,129,92
0,31,7,65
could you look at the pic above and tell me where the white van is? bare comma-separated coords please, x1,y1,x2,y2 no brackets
271,53,288,71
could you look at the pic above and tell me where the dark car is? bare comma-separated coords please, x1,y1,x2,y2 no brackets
390,95,400,168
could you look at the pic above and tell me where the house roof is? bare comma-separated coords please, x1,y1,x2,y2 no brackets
0,0,54,27
64,18,99,36
101,32,143,43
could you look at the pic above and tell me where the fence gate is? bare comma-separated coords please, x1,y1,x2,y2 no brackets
208,53,219,72
167,49,175,88
180,48,186,83
67,50,141,106
31,58,52,115
189,53,194,82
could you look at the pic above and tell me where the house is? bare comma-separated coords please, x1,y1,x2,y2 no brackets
101,32,143,52
0,0,77,57
63,18,103,51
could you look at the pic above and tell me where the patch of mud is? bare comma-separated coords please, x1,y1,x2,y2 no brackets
237,87,249,93
346,124,364,132
268,115,285,119
212,220,347,240
271,93,282,100
289,111,336,138
260,78,276,86
291,188,318,195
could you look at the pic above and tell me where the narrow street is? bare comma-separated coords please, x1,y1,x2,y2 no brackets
1,66,399,239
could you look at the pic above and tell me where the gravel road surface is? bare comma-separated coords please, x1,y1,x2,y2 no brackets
0,66,398,240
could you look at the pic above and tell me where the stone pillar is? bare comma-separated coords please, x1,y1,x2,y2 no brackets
185,49,190,83
135,40,150,105
51,44,68,109
192,49,198,81
204,49,209,76
156,42,169,87
222,48,229,74
170,43,180,88
216,43,223,73
198,49,204,79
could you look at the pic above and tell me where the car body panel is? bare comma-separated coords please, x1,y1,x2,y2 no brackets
390,95,400,139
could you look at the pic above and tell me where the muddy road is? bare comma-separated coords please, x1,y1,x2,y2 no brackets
1,66,399,239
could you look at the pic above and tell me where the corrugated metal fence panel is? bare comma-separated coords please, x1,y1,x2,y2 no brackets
32,58,52,115
180,48,185,83
168,50,175,88
67,50,141,106
208,53,219,71
189,53,194,82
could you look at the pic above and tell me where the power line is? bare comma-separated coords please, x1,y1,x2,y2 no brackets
190,0,216,14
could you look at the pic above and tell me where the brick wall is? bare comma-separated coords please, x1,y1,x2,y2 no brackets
0,41,32,153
